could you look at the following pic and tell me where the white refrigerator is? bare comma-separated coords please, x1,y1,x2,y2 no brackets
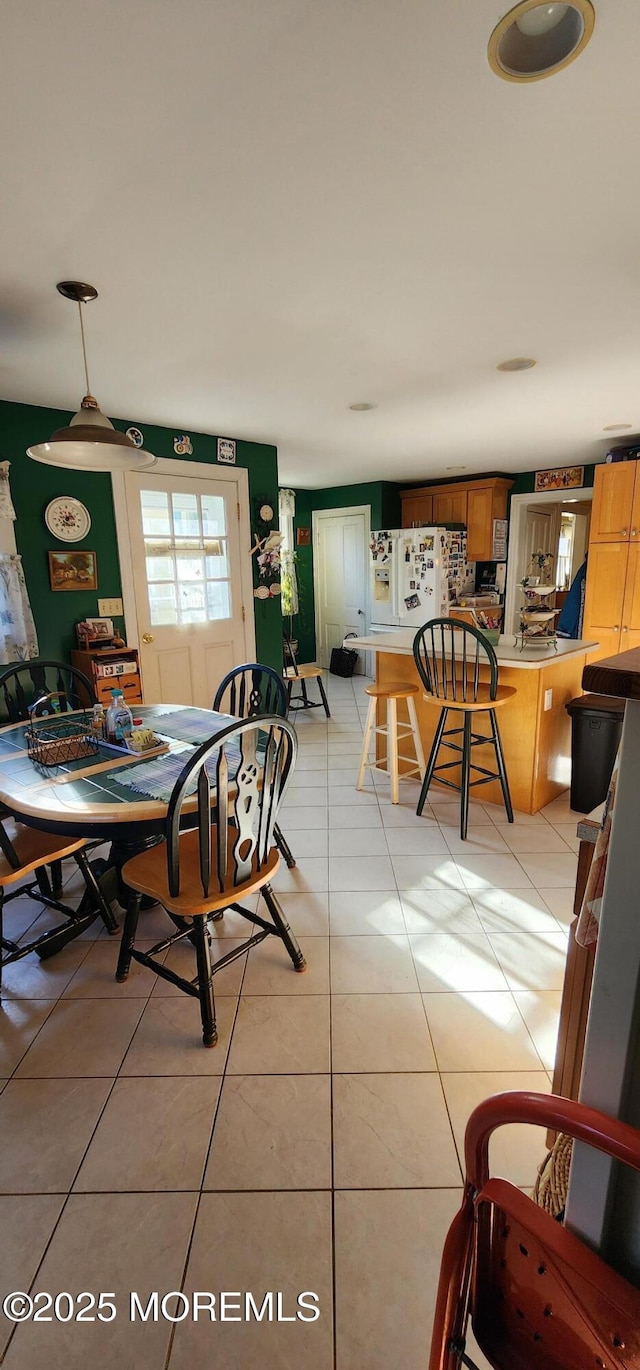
369,528,475,630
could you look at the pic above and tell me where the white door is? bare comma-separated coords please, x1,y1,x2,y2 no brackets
313,506,369,669
122,466,251,707
520,505,559,584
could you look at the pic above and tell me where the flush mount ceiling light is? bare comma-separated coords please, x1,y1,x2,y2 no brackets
488,1,595,82
348,402,376,412
446,466,467,472
27,282,156,472
603,423,633,432
496,357,537,371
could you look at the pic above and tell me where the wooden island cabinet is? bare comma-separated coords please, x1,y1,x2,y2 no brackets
399,476,512,561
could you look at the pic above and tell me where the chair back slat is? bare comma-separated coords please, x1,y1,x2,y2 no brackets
166,715,296,901
413,619,499,704
215,748,229,892
213,663,287,721
0,660,95,724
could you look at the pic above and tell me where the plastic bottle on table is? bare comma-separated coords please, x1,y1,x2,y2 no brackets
91,703,105,738
105,688,133,745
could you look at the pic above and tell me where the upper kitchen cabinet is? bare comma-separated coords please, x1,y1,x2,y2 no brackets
590,462,640,543
400,476,512,560
400,493,433,528
433,488,467,525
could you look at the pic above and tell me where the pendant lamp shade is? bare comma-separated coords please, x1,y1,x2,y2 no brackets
27,283,156,472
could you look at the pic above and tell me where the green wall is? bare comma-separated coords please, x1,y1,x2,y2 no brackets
0,399,282,675
289,480,400,661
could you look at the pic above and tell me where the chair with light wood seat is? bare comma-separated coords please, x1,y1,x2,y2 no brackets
116,715,306,1047
357,681,426,805
1,816,118,999
283,634,331,719
413,619,516,839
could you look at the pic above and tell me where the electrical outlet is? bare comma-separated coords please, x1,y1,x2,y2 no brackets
544,688,553,711
98,598,123,617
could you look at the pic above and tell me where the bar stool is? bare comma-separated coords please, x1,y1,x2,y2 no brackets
357,682,426,804
413,618,516,839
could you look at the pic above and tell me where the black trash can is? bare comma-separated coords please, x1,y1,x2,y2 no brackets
565,693,625,814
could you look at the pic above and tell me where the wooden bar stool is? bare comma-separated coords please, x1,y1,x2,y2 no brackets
413,618,516,839
357,682,426,804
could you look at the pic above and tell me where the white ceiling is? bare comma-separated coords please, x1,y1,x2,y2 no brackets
1,0,639,488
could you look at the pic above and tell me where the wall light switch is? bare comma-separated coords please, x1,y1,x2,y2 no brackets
98,598,123,616
544,688,553,711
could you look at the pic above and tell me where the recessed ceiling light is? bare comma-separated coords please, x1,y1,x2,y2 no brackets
446,466,467,472
488,1,595,83
348,402,376,412
496,357,537,372
603,423,633,432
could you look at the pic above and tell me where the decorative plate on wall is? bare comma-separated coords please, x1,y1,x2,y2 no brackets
44,496,92,542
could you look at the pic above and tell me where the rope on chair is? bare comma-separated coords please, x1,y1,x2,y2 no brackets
533,1131,573,1217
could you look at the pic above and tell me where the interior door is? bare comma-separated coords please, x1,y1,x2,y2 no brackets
124,468,249,706
314,508,369,669
520,506,558,584
583,541,628,661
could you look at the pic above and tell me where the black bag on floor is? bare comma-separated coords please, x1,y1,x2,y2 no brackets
329,633,359,678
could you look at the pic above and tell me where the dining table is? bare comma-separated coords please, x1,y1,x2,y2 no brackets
0,703,238,907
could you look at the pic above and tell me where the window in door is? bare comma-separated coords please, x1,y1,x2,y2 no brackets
140,489,231,627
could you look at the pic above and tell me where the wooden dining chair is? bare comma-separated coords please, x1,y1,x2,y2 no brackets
0,659,97,898
1,814,118,998
115,715,306,1046
413,619,515,839
283,633,331,718
213,662,296,869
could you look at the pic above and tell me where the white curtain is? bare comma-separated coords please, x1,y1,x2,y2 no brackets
279,488,299,616
0,463,39,663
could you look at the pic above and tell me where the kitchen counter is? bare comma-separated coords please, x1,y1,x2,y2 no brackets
348,630,599,813
349,630,597,669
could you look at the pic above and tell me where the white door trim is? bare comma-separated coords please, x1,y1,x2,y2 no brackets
312,504,371,667
504,488,592,637
111,459,256,685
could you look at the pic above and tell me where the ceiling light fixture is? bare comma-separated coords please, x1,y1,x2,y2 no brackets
488,1,595,82
348,402,376,412
27,282,156,472
446,466,467,472
603,423,633,432
496,357,537,371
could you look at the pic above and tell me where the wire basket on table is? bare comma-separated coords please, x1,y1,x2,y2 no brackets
25,695,98,768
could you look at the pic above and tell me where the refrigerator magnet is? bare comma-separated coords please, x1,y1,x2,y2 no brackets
405,593,421,610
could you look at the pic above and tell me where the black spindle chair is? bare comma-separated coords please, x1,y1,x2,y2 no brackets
116,715,306,1046
283,633,331,718
0,658,98,904
413,619,516,839
213,663,296,868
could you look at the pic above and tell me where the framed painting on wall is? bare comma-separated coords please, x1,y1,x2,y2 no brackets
48,550,98,591
534,466,584,492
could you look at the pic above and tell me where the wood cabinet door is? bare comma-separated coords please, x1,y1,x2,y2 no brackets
630,468,640,543
432,492,451,524
590,463,636,542
449,489,467,523
621,541,640,649
401,494,433,528
582,541,628,660
433,490,467,525
466,486,493,560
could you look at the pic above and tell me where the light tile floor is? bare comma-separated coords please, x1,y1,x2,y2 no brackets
0,672,581,1369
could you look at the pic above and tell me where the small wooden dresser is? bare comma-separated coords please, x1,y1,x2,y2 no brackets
71,646,143,708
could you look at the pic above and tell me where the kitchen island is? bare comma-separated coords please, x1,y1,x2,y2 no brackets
348,630,598,814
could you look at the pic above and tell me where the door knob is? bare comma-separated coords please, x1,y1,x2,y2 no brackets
613,626,620,632
142,632,154,644
358,608,364,616
622,529,628,538
622,626,629,633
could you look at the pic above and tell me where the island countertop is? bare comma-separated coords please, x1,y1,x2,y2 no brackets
350,629,599,813
347,630,598,670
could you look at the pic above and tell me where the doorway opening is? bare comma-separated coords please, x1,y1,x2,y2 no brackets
312,506,370,672
504,489,593,636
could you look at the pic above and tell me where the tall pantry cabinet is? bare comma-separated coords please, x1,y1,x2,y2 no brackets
583,462,640,660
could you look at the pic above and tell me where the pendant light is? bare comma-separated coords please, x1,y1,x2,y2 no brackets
488,1,595,82
27,282,156,471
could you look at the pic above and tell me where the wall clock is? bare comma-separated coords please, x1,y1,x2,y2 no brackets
44,496,92,542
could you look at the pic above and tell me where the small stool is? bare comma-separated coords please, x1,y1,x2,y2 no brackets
357,683,426,804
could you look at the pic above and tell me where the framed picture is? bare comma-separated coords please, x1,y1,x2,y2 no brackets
296,527,311,546
48,550,97,591
534,466,584,492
